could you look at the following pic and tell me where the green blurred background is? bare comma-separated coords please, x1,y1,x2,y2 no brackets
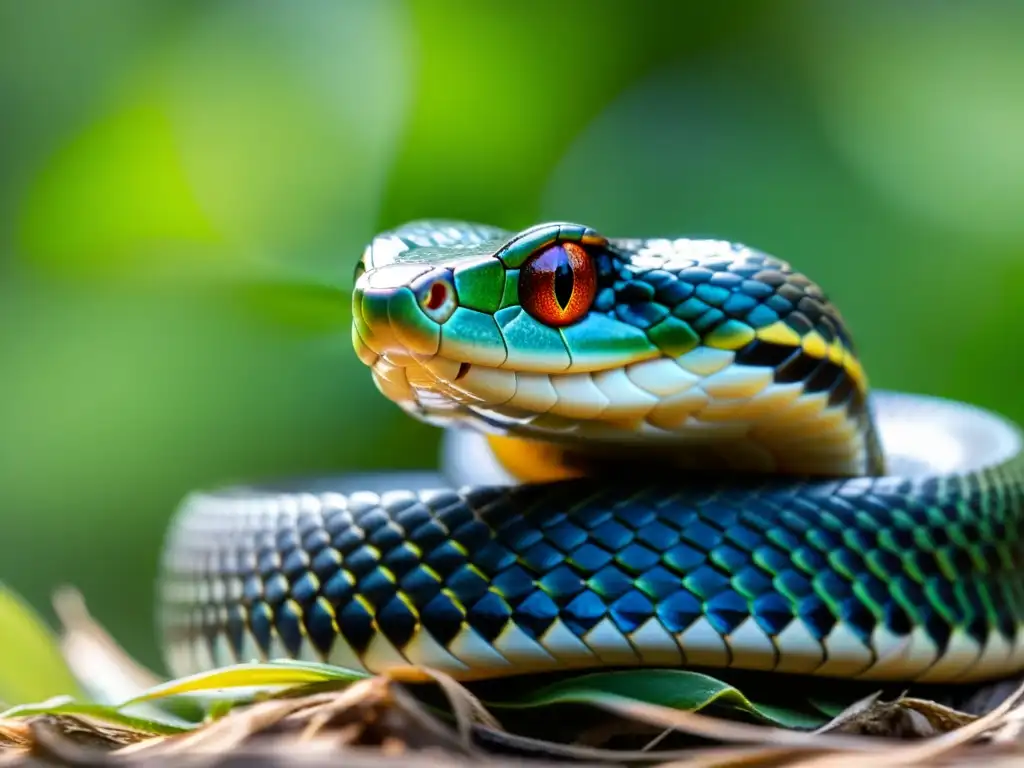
2,0,1023,673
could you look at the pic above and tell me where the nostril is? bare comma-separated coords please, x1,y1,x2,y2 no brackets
425,281,448,311
412,270,457,324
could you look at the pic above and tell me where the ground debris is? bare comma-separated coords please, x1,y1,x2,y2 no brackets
0,674,1021,767
0,676,483,767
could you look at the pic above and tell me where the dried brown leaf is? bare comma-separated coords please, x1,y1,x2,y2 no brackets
384,667,502,745
51,588,162,704
784,679,1024,768
812,692,883,734
587,695,895,753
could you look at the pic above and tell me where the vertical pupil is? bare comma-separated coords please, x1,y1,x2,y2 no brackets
553,259,574,310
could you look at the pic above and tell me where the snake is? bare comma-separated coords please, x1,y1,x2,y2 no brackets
158,220,1024,686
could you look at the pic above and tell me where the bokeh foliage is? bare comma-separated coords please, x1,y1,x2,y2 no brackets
1,0,1022,672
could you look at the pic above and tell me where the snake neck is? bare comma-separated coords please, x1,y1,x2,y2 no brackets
484,434,590,484
484,422,887,486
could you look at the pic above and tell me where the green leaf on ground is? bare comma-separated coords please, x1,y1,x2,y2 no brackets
121,660,369,707
0,699,189,735
487,669,844,730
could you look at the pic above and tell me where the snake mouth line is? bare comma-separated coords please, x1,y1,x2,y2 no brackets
369,352,505,411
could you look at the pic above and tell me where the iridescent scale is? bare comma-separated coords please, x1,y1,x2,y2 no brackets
161,453,1024,683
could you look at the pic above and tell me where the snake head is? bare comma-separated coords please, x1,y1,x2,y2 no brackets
352,222,632,424
352,220,881,476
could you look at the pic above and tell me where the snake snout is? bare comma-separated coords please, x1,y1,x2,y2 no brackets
352,263,457,364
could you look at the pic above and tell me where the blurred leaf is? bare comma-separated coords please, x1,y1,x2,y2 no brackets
489,669,841,730
18,99,221,276
0,584,82,706
384,0,770,226
801,1,1024,244
0,1,194,227
165,0,413,270
217,274,351,336
16,1,413,282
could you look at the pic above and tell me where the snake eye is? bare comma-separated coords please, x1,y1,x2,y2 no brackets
519,242,597,327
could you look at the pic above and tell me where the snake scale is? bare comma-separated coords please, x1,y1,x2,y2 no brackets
158,221,1024,685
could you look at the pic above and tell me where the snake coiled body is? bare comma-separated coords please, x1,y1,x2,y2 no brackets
158,221,1024,685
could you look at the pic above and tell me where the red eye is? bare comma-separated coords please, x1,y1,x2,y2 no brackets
519,242,597,327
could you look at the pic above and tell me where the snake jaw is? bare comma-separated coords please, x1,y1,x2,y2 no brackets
368,355,414,406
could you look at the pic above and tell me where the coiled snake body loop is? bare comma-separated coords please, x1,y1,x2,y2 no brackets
158,221,1024,685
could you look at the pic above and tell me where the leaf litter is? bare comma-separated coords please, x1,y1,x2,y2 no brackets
0,588,1020,766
